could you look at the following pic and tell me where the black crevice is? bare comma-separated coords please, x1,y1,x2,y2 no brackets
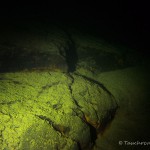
74,73,116,99
65,33,78,72
56,25,78,73
88,124,97,147
97,108,117,135
72,73,119,147
67,73,98,149
37,81,60,97
77,142,82,150
0,100,22,105
67,73,83,109
36,114,84,149
35,115,70,136
35,115,53,125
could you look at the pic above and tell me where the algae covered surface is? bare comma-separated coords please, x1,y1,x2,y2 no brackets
0,20,149,150
0,71,117,150
0,21,118,150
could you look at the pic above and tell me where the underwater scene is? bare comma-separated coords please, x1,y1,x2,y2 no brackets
0,4,150,150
